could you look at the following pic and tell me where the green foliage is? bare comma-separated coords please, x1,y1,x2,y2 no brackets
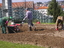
60,11,64,16
48,0,63,23
0,41,44,48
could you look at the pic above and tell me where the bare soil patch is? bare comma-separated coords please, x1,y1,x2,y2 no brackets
0,24,64,48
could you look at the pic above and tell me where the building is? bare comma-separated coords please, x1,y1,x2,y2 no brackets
35,6,48,16
34,6,53,23
0,1,34,18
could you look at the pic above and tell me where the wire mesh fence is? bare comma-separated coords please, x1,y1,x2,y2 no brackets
0,1,53,23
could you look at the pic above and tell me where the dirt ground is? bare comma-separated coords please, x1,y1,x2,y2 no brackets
0,24,64,48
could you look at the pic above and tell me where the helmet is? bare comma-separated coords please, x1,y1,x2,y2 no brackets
8,16,13,21
9,16,12,19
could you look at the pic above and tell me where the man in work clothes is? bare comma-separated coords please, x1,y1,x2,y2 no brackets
23,8,36,31
1,19,7,34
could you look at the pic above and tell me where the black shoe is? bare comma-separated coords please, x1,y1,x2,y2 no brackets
29,27,32,31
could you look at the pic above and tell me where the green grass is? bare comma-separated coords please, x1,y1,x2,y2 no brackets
0,41,45,48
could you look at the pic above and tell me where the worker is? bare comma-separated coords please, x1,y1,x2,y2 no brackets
56,16,64,30
1,19,7,34
23,8,36,31
1,16,13,34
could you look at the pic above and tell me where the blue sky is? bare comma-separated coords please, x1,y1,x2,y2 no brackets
0,0,63,3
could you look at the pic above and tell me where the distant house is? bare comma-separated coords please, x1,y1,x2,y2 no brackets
12,1,34,8
0,1,34,8
34,5,64,15
34,6,53,23
34,6,48,16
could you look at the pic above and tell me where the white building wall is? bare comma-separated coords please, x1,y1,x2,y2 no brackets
37,9,48,16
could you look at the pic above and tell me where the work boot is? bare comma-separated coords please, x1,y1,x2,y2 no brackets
29,27,32,31
34,28,36,31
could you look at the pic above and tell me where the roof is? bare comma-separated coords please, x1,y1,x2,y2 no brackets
0,2,64,9
0,1,34,8
12,1,34,8
34,5,64,10
34,6,48,10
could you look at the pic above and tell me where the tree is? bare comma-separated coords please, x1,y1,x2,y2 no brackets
60,11,64,16
48,0,63,23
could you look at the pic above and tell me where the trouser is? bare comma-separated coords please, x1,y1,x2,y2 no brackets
28,20,36,31
57,19,63,29
28,20,33,27
2,26,6,34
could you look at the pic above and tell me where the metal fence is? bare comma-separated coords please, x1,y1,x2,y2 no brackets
0,1,53,23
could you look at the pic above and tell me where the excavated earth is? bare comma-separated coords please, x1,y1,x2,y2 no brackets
0,24,64,48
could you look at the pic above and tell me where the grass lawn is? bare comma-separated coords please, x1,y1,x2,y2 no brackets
0,41,45,48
